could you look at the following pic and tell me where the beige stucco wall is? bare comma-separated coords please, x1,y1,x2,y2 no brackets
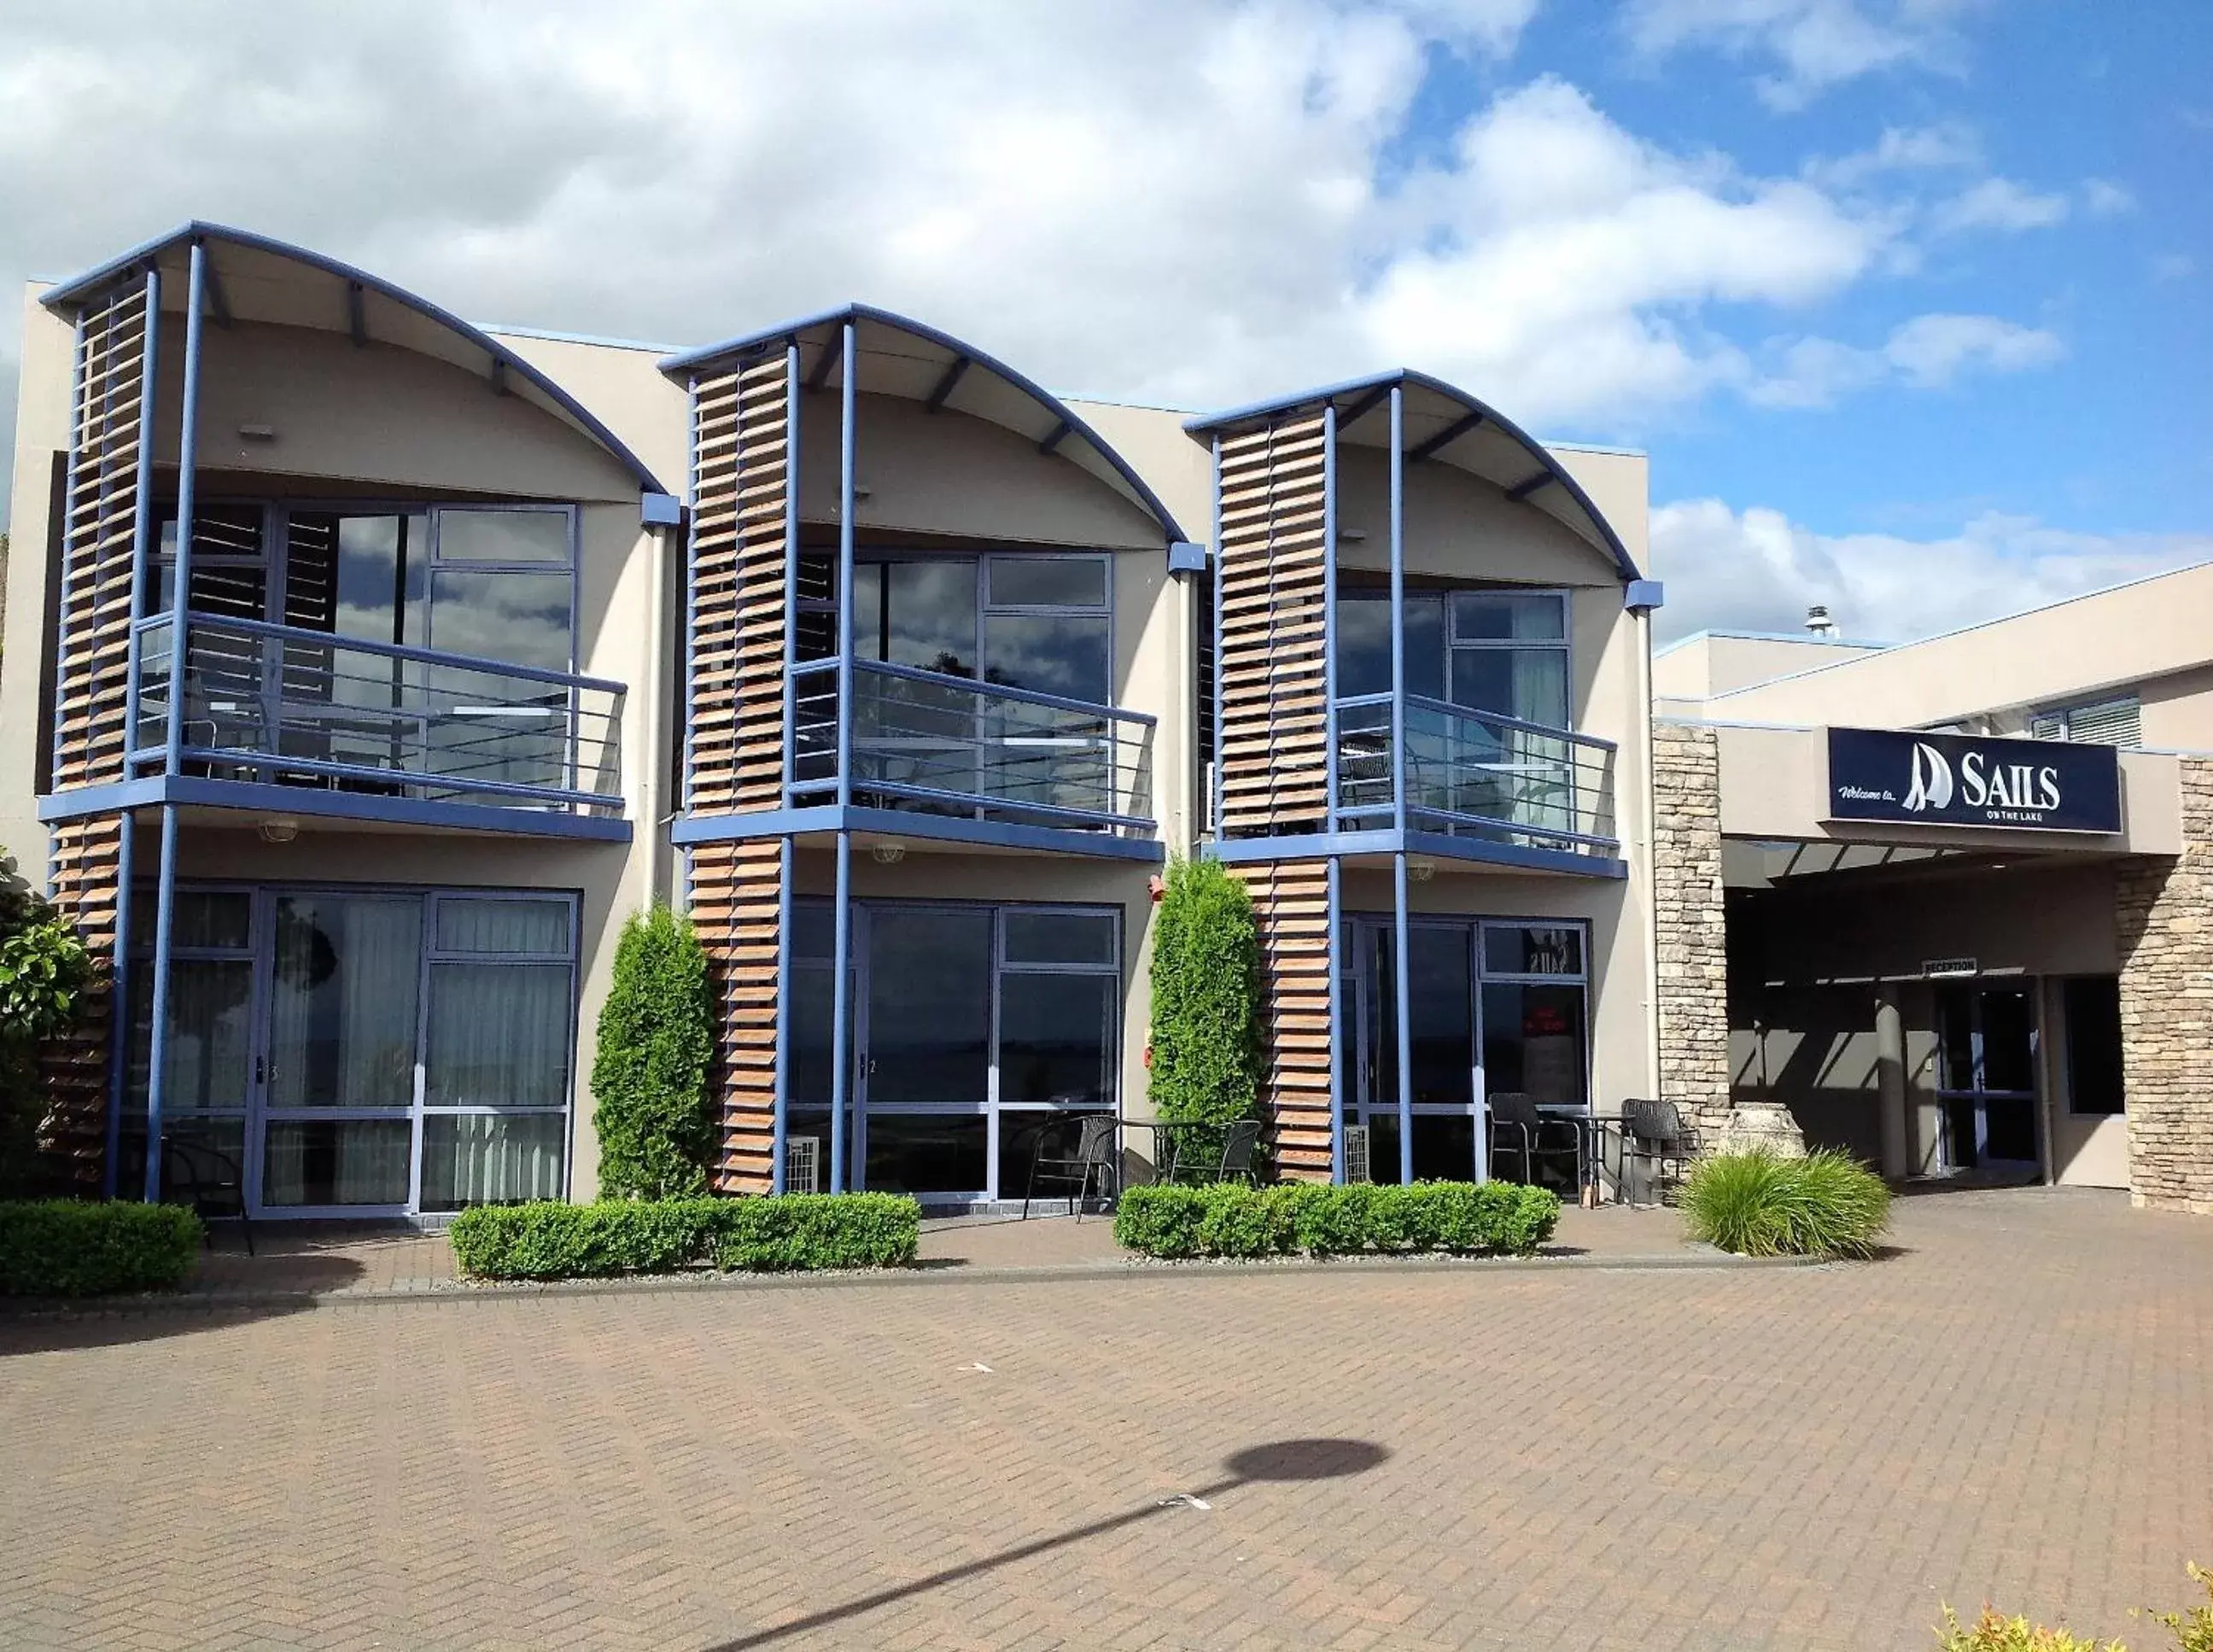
0,287,74,870
488,330,690,499
1705,563,2213,735
1652,632,1883,717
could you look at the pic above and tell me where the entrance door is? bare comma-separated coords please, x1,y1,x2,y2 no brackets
856,904,993,1199
1936,983,2041,1173
1354,921,1483,1182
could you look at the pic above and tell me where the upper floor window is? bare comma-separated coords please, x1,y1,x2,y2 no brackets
798,551,1113,706
1334,588,1570,729
2029,694,2140,749
151,503,576,672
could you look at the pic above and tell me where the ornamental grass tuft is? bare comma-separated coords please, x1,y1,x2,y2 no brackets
1680,1147,1889,1259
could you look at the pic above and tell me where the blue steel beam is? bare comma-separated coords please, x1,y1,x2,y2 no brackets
346,280,367,347
164,242,207,779
1333,382,1393,430
681,377,701,812
1409,410,1483,464
1209,433,1224,838
829,318,860,1197
1506,470,1554,501
924,355,969,412
143,804,180,1203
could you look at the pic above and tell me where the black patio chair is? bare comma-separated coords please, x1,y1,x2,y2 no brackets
1487,1092,1582,1191
1022,1113,1120,1221
1159,1118,1262,1188
164,1137,254,1254
1621,1097,1697,1208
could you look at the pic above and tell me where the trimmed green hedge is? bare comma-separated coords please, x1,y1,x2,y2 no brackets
1113,1181,1561,1260
0,1200,204,1296
447,1194,920,1280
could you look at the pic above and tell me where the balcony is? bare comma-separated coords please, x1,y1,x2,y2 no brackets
110,611,626,832
1334,692,1617,861
784,657,1155,844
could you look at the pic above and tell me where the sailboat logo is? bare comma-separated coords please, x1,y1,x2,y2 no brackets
1902,742,1954,813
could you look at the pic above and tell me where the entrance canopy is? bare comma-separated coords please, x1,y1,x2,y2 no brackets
1185,367,1642,583
40,221,670,498
660,303,1189,546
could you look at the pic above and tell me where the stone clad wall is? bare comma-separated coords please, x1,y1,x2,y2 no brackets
1653,722,1731,1140
2116,756,2213,1215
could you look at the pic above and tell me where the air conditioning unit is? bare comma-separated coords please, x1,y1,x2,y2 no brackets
785,1135,820,1195
1343,1124,1371,1185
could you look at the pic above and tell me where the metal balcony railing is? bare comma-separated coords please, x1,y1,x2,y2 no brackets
131,611,625,816
788,657,1153,837
1334,692,1617,858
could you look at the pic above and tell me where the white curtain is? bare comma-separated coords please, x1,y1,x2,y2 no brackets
420,1113,564,1210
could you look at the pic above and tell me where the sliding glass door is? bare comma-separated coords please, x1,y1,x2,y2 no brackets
787,900,1121,1202
1350,915,1591,1185
126,884,577,1217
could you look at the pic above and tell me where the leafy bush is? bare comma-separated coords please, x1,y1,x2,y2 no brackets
0,1200,204,1296
1147,858,1261,1168
0,911,91,1045
447,1193,920,1280
1935,1607,2119,1651
1113,1180,1560,1261
2149,1563,2213,1651
1682,1148,1890,1259
591,906,715,1200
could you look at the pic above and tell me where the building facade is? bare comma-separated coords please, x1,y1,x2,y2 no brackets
7,221,2204,1220
1655,577,2213,1214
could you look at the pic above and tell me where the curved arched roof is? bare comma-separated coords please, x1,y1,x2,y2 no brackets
1184,369,1641,581
40,222,669,497
661,304,1188,545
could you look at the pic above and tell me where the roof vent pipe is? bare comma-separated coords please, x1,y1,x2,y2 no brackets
1805,604,1836,637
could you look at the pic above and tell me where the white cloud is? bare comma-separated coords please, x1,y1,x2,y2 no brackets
1620,0,1985,109
1650,498,2212,644
1931,176,2071,234
1749,311,2062,406
2081,178,2136,217
0,0,1947,529
2152,252,2197,283
1804,120,1982,189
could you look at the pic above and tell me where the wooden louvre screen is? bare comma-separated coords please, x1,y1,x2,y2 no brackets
690,838,784,1193
38,814,125,1190
1215,413,1329,836
1241,858,1334,1180
54,281,152,795
688,354,791,814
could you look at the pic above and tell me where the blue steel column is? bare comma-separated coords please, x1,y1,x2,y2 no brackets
1387,385,1412,1184
100,817,136,1198
1391,849,1413,1185
1326,854,1345,1182
680,377,700,813
1209,433,1223,838
829,829,854,1194
828,323,859,1195
771,340,802,1194
1322,403,1339,831
163,242,208,779
142,805,180,1203
122,266,161,766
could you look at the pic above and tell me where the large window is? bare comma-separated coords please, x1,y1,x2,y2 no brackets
1334,588,1570,728
123,884,577,1216
150,502,577,671
785,900,1121,1201
799,550,1113,704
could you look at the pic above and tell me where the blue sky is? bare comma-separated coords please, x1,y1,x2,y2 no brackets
1,1,2206,642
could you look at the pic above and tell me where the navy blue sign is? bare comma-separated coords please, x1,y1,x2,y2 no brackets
1826,727,2121,833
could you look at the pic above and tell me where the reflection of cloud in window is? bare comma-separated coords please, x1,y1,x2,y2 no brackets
425,573,572,669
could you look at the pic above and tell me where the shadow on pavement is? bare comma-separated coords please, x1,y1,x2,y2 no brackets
705,1438,1392,1650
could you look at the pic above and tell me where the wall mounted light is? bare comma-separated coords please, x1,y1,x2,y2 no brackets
257,817,300,844
1406,858,1435,883
869,841,906,866
237,423,277,443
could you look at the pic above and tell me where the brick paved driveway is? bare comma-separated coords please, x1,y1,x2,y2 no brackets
3,1187,2210,1651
